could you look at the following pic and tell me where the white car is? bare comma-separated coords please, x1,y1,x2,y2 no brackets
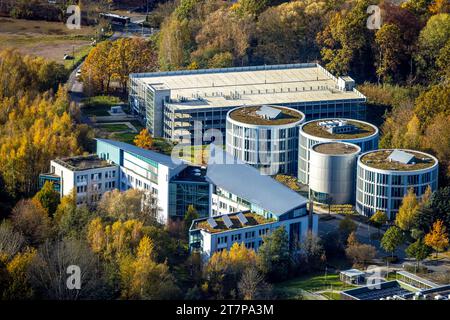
75,70,82,79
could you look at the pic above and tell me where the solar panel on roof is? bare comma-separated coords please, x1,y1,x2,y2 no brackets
388,150,415,164
207,217,217,229
236,212,248,225
222,215,233,228
255,106,281,120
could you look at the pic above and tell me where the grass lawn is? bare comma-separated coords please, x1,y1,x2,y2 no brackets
153,138,174,155
110,132,137,144
82,95,123,116
0,18,96,69
97,123,131,132
63,44,92,70
275,273,356,299
321,291,341,300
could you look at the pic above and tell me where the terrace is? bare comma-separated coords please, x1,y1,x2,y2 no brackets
193,211,275,234
302,119,376,139
361,150,436,171
53,155,115,171
229,105,303,125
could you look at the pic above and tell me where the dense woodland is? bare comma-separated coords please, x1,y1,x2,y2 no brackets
0,0,449,299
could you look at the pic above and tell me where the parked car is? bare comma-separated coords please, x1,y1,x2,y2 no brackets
63,54,74,60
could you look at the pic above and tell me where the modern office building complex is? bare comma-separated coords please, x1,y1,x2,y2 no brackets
298,118,379,184
309,142,361,205
226,105,305,175
190,146,318,259
128,63,366,142
356,149,439,219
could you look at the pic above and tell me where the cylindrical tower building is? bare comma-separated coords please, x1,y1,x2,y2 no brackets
226,105,305,175
298,118,379,185
356,149,439,219
309,142,361,205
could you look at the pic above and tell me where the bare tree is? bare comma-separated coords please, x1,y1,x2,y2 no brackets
28,238,110,300
238,267,272,300
11,199,51,246
97,189,161,225
0,220,25,259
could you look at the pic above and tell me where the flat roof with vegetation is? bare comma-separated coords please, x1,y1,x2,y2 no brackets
229,105,303,126
302,119,376,139
54,155,115,171
313,142,359,155
193,211,275,234
360,150,436,171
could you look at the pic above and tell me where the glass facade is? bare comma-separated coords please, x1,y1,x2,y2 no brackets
168,181,210,218
356,161,439,219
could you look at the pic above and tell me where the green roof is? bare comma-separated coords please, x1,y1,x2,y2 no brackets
302,119,376,139
361,150,436,171
229,105,303,125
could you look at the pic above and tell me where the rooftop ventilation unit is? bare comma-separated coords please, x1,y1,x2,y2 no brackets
222,215,233,228
207,217,217,229
236,212,248,225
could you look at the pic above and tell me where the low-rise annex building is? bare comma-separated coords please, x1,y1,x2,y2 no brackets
355,149,439,219
39,154,119,205
226,105,305,175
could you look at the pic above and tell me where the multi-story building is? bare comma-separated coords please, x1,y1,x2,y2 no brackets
128,63,366,142
189,146,318,259
356,149,439,219
298,118,379,185
39,155,119,205
41,139,212,223
225,105,305,175
308,142,361,205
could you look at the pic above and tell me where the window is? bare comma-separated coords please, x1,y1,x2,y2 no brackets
245,231,255,239
245,242,255,249
217,236,228,244
231,234,241,241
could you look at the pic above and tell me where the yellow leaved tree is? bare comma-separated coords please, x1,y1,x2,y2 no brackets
424,220,449,258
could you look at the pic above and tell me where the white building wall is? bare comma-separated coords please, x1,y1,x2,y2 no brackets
50,160,119,205
199,214,317,259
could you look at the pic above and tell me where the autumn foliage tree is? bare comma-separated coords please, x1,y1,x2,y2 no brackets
424,220,449,257
82,38,158,94
204,242,258,299
33,181,60,216
396,188,419,232
133,129,153,150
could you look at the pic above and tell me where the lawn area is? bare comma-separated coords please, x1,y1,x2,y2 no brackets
153,138,175,155
321,291,341,300
0,17,96,69
82,96,124,116
275,273,356,300
97,123,131,132
109,132,137,144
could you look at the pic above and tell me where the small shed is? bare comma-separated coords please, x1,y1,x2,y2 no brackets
340,269,365,285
